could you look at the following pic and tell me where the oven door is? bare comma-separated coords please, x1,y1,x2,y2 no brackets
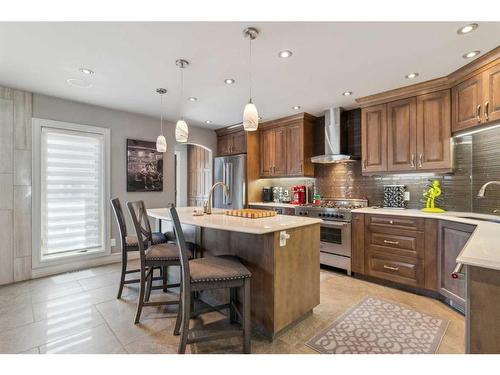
320,221,352,257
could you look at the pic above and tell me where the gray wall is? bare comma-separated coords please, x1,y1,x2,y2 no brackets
32,94,217,254
175,144,188,207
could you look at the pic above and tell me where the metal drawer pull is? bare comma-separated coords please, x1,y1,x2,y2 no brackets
410,154,415,168
389,220,394,224
383,239,399,245
451,263,465,280
485,102,489,121
383,265,399,271
476,104,481,122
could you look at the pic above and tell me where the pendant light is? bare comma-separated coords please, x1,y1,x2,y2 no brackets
242,27,259,131
155,88,167,152
175,59,189,143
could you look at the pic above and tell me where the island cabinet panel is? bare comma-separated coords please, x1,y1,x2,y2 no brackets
387,97,417,172
416,90,452,171
467,266,500,353
361,104,387,173
437,220,476,310
351,213,365,274
200,223,320,338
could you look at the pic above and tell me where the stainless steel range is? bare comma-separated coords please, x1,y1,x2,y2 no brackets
295,198,368,275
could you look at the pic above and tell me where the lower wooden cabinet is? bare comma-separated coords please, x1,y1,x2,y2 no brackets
437,220,475,310
351,214,477,305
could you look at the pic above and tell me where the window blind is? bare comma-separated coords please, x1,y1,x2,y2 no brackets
40,127,105,257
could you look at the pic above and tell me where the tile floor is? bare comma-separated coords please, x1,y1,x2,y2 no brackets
0,261,465,354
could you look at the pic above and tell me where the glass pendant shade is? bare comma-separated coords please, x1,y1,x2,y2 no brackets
156,135,167,152
175,119,189,143
243,101,259,131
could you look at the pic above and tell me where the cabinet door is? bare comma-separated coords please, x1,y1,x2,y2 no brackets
231,131,247,154
452,73,483,132
217,134,231,156
416,90,452,170
361,104,387,173
351,213,365,274
260,129,274,177
387,98,417,171
272,127,287,176
483,62,500,124
438,220,475,310
286,123,303,176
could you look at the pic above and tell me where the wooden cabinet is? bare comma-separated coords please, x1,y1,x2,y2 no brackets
259,113,316,178
216,130,247,156
362,90,451,174
452,61,500,132
387,98,417,171
416,90,452,170
437,220,475,310
351,213,365,274
361,104,387,173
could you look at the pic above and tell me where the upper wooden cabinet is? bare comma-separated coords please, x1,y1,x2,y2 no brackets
258,113,316,178
452,73,483,132
361,104,387,173
216,129,247,156
483,62,500,124
361,90,451,174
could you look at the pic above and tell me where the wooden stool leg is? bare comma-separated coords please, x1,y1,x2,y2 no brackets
230,287,237,323
134,268,146,324
162,266,169,292
117,250,127,299
242,278,251,354
178,291,191,354
145,267,153,302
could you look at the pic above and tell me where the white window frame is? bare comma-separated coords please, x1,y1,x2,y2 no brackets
32,118,111,269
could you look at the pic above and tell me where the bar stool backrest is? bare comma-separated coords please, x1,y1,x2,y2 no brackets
169,207,191,292
127,200,153,263
111,198,128,250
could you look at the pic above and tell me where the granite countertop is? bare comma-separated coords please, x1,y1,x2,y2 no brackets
248,202,299,208
148,207,321,235
352,207,500,271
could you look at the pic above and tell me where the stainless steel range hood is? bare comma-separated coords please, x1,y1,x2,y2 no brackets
311,107,356,164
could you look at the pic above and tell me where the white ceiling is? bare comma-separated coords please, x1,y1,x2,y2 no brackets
0,22,499,129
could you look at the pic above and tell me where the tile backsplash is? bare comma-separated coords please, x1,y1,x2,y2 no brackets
314,125,500,214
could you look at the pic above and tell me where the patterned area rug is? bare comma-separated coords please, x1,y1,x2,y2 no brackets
306,296,449,354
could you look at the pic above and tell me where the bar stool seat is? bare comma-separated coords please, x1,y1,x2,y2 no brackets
189,256,251,284
126,232,167,247
146,243,194,262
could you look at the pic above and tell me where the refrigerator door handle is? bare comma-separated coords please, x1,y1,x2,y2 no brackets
226,162,233,205
222,162,227,205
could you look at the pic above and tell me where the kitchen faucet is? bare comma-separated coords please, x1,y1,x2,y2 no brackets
205,181,229,214
477,181,500,198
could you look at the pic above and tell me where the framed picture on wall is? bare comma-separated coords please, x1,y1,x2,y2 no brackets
126,139,163,192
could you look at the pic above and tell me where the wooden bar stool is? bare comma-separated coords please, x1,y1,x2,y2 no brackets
127,200,194,324
169,207,252,354
111,198,167,299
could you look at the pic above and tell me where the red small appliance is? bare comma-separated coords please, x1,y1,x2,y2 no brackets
292,185,306,205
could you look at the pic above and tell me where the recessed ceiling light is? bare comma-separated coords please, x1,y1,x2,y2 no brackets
278,50,293,58
224,78,235,84
187,97,198,102
405,72,419,79
67,78,92,88
342,91,353,96
205,120,212,124
292,105,301,110
457,23,478,35
463,50,480,59
79,68,94,75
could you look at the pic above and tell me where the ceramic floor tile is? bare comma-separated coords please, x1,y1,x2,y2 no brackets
0,305,104,353
78,272,122,291
0,301,34,331
39,324,125,354
124,329,180,354
29,280,85,304
18,347,40,354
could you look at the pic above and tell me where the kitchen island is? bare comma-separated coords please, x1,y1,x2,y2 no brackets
147,207,322,339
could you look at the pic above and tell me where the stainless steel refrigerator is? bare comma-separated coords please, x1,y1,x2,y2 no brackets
213,154,246,210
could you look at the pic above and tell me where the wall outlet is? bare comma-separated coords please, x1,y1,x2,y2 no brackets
404,191,410,201
279,231,290,247
110,238,116,247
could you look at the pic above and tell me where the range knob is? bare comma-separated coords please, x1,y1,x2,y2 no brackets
338,214,344,219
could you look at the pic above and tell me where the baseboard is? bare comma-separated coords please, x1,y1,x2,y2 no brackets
30,252,138,280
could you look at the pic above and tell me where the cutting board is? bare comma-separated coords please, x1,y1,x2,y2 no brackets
225,209,277,219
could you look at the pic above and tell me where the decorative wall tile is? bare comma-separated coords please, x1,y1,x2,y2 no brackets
14,256,31,282
0,174,13,209
0,210,14,284
14,186,31,258
14,150,31,186
0,98,14,173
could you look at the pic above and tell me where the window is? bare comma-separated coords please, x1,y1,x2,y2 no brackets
33,119,110,266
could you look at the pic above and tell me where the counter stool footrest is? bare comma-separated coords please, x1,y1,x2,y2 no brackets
187,329,243,345
190,303,231,318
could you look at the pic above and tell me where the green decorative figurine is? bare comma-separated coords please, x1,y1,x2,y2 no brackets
422,180,446,213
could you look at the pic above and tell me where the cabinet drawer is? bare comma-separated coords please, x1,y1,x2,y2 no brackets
367,252,423,287
367,214,424,231
368,228,424,259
